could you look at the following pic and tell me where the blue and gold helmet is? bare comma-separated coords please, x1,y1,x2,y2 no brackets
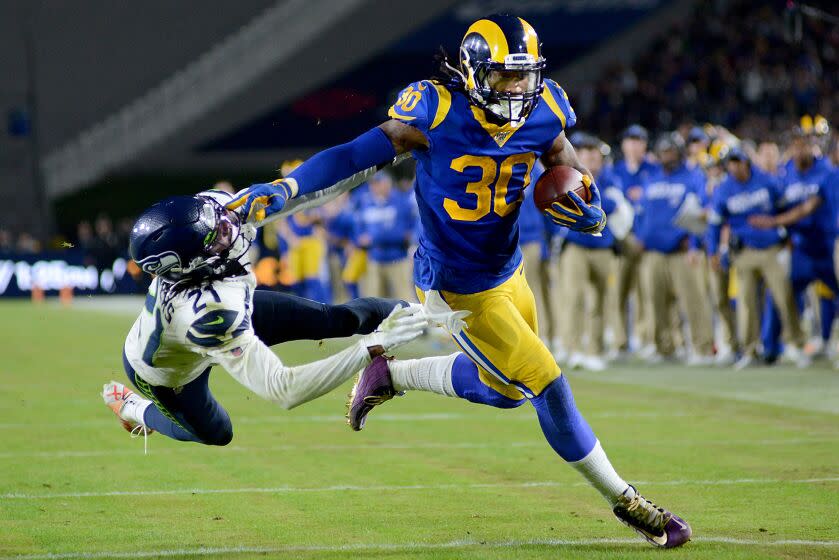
459,14,546,125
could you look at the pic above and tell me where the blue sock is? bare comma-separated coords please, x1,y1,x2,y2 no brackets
450,354,525,409
346,283,360,299
819,297,836,342
530,375,597,462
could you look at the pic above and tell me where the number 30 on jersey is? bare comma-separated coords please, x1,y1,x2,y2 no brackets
444,153,536,222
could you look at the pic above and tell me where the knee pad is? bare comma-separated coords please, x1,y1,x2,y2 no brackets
452,355,526,409
197,419,233,446
531,375,596,462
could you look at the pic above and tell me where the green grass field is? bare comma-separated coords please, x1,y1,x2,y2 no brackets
1,298,838,560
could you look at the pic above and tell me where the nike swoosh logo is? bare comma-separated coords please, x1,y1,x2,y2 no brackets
205,316,224,326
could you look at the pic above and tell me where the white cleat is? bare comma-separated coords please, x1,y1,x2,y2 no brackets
567,352,585,369
781,346,812,369
102,381,153,434
715,349,736,367
685,354,715,367
637,344,657,360
733,355,755,371
552,340,568,363
580,354,608,372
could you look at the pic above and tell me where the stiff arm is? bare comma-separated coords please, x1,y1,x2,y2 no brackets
252,152,411,228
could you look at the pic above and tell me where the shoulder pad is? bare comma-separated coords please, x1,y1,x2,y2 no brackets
541,79,577,130
388,80,450,133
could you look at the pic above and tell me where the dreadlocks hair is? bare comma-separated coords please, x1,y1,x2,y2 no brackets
431,46,466,92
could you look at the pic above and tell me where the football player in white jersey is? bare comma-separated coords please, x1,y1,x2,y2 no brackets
103,190,431,446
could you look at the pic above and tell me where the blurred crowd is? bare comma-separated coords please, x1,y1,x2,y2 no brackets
541,120,839,371
578,0,839,141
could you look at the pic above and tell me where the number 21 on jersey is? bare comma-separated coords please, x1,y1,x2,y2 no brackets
444,153,536,222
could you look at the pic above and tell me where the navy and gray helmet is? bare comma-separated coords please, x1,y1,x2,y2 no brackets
459,14,546,124
129,194,246,283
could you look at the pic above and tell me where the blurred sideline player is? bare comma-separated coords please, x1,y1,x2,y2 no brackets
321,193,356,303
635,134,714,364
701,141,739,364
354,171,416,301
280,159,329,302
230,14,691,548
103,190,433,446
555,132,629,371
707,147,807,369
752,127,836,361
610,125,656,358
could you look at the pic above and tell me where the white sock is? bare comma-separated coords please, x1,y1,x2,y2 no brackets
569,440,632,506
122,394,152,426
389,354,458,397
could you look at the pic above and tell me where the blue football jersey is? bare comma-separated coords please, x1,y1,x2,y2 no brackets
388,79,575,293
781,157,834,255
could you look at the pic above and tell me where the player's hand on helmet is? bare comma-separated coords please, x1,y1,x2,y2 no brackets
545,175,607,235
364,304,427,352
226,179,297,224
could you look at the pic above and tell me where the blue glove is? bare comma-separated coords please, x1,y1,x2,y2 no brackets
226,179,298,223
544,175,607,234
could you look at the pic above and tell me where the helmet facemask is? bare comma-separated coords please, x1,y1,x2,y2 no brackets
181,197,253,280
462,50,545,126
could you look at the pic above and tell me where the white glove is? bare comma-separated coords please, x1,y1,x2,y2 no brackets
420,291,471,334
361,304,427,351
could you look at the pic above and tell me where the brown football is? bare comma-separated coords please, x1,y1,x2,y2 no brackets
533,165,591,213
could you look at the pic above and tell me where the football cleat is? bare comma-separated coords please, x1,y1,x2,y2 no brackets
346,356,399,431
102,381,153,435
613,485,691,548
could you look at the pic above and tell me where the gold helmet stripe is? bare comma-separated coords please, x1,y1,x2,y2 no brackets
518,17,540,59
464,19,509,63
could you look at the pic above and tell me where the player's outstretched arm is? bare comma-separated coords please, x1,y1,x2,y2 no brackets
748,195,822,229
250,291,409,346
227,120,429,223
214,304,426,410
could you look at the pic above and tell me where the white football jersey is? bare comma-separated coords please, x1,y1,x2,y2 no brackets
123,271,256,388
123,189,258,388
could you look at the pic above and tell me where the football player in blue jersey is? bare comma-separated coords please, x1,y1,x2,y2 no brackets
229,14,691,548
610,125,657,358
751,128,836,362
707,147,807,369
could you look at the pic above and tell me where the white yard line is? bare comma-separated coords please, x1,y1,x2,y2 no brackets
2,536,838,559
0,435,836,460
0,410,691,430
3,476,837,500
